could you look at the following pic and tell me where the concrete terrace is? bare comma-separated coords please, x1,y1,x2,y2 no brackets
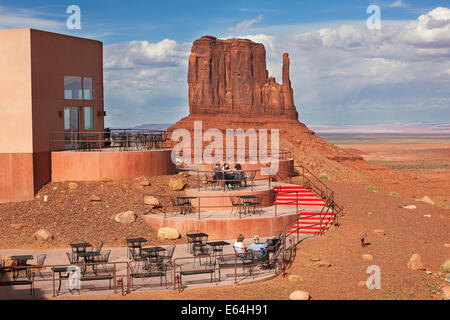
0,234,311,299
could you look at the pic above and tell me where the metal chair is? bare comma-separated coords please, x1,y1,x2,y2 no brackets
192,243,212,267
131,248,149,271
170,196,185,215
163,245,176,266
27,254,47,279
229,196,243,215
66,252,78,264
94,249,111,272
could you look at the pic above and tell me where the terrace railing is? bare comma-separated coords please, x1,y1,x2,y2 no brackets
52,129,171,152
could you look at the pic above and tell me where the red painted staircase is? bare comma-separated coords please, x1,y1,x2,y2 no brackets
273,185,337,235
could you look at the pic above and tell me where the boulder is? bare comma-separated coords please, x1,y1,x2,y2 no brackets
373,229,386,236
361,254,373,261
68,182,78,190
407,253,425,271
33,229,53,241
144,196,161,208
90,195,101,202
114,211,137,224
440,259,450,273
402,205,417,210
288,274,303,283
157,227,180,240
10,223,26,230
137,176,151,187
169,177,187,191
420,196,434,205
314,261,331,267
289,290,310,300
443,286,450,299
43,195,48,202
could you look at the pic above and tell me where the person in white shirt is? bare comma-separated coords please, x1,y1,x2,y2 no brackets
233,234,247,257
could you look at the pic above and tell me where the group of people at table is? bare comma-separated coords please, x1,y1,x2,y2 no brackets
212,162,246,189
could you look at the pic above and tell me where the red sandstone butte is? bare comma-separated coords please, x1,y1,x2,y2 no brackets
188,35,298,119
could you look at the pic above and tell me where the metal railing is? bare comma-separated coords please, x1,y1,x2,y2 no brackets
143,193,303,219
292,165,344,220
52,128,171,152
178,169,271,192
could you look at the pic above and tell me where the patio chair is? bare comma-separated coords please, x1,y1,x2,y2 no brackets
162,245,176,267
229,196,243,216
205,171,223,190
66,252,78,265
243,170,256,188
232,246,254,275
27,254,47,279
130,260,169,290
192,243,212,267
252,196,264,215
169,196,185,215
94,249,111,273
130,248,149,271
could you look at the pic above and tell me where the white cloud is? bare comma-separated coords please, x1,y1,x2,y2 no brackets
227,14,263,33
0,5,64,30
103,39,191,127
103,7,450,126
390,1,408,8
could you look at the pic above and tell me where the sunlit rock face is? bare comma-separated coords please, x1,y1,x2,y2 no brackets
188,35,298,119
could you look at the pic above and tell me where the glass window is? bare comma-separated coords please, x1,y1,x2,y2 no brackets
83,77,93,100
64,76,82,100
84,107,94,130
64,108,71,130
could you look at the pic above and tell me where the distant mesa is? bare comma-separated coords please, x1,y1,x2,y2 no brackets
188,35,298,119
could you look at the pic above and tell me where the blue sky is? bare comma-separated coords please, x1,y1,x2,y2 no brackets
0,0,449,127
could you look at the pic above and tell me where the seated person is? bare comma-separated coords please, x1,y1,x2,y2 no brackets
247,235,269,260
233,163,245,187
213,162,223,180
233,234,249,258
222,163,233,188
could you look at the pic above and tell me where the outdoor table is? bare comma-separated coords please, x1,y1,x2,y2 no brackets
141,246,166,266
77,251,101,274
11,255,34,280
125,237,148,258
186,232,208,253
206,241,230,263
70,242,92,262
176,196,196,214
237,195,257,214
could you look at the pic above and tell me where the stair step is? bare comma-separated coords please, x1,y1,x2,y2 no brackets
274,186,306,189
274,203,325,206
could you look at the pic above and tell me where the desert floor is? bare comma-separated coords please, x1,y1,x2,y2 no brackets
1,134,449,300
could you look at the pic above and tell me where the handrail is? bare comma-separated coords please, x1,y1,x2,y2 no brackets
178,168,271,192
52,129,171,152
142,193,301,220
